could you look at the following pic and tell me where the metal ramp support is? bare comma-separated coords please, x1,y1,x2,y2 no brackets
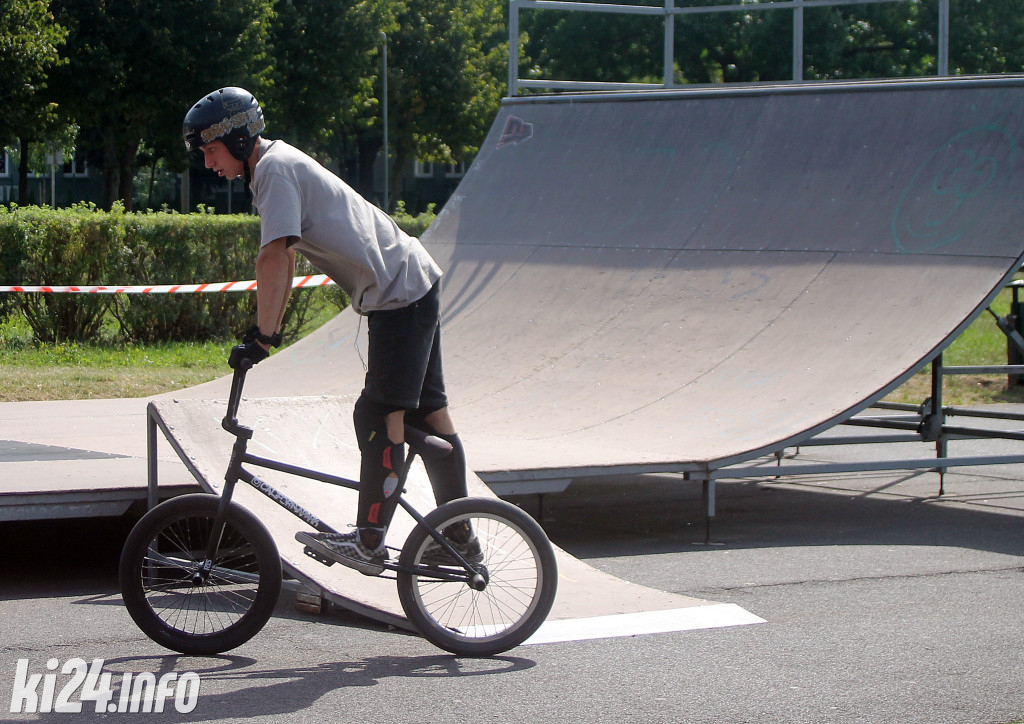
698,300,1024,541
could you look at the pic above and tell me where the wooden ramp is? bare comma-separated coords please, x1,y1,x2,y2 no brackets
148,396,764,642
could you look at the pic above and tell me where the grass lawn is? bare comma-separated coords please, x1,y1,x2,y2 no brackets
887,281,1024,406
0,330,234,402
2,284,1024,405
0,341,234,401
0,293,338,402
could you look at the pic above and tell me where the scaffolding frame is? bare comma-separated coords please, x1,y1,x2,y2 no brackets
508,0,952,95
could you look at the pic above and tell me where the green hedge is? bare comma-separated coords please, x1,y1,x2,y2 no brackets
392,201,436,238
113,210,259,343
0,203,437,344
0,204,258,343
0,204,133,343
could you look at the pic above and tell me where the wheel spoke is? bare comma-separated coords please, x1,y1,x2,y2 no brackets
398,499,556,655
121,495,281,654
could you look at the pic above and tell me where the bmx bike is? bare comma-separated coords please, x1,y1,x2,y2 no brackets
119,364,557,657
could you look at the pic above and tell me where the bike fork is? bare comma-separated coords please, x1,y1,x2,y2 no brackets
197,438,246,582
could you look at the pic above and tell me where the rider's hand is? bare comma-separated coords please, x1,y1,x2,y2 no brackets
229,340,270,369
242,325,283,348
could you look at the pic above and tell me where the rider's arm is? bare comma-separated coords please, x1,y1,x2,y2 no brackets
255,237,296,348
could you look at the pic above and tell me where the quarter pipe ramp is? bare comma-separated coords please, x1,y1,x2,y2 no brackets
242,76,1024,483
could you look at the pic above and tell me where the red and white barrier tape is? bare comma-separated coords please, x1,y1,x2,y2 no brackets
0,274,335,294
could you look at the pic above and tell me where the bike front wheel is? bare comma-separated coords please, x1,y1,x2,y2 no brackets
397,497,557,656
119,493,282,655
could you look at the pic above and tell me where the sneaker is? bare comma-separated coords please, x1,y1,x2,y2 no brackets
420,522,484,566
295,528,388,576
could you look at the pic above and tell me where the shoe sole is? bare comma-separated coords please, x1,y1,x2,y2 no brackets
295,531,385,576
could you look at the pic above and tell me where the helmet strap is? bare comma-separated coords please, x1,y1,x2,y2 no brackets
243,159,253,200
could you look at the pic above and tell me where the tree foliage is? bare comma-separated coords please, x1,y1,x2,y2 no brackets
264,0,392,155
47,0,272,209
520,0,1024,86
944,0,1024,74
379,0,506,205
0,0,68,201
0,0,67,146
261,0,394,199
4,0,1024,212
260,0,506,207
5,0,506,211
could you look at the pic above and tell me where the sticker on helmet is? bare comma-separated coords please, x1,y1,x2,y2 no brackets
201,108,265,144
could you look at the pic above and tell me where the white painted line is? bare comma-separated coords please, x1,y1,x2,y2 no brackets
521,604,766,646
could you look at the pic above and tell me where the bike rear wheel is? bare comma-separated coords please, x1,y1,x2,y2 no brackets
397,497,557,656
119,493,282,655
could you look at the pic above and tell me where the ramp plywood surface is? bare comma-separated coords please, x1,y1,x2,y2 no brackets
150,397,711,626
211,77,1024,476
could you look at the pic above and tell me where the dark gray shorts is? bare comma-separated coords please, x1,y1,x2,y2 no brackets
361,280,448,412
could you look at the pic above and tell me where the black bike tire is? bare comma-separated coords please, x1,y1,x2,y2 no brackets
119,493,282,655
397,497,557,657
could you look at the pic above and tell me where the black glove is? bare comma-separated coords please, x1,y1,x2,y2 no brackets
242,325,283,348
229,340,270,370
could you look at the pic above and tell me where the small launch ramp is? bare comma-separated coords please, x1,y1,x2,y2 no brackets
148,396,758,639
237,76,1024,488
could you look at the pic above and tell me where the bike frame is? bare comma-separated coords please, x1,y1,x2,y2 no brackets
201,366,481,584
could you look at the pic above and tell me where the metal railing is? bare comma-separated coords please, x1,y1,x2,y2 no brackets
509,0,951,95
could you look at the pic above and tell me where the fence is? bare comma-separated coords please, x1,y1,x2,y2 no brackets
508,0,951,94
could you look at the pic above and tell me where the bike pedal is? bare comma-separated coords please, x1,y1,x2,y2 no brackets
303,546,335,567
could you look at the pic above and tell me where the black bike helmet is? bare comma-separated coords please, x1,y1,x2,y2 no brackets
183,87,265,161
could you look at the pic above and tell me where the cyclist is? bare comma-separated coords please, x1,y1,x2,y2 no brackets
182,87,479,575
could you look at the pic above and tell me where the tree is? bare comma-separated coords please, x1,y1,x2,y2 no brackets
799,2,931,80
377,0,507,207
521,1,663,85
262,0,394,197
518,0,792,86
943,0,1024,74
264,0,392,154
0,0,68,203
521,0,1024,86
48,0,273,210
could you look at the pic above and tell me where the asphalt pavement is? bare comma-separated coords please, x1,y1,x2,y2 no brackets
2,440,1023,723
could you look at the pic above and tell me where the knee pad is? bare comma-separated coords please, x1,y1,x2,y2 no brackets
353,395,406,528
404,408,468,506
424,431,468,506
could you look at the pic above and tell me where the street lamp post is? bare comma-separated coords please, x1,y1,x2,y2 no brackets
382,32,389,212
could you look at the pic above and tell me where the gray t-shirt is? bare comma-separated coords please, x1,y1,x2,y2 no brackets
250,139,441,314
